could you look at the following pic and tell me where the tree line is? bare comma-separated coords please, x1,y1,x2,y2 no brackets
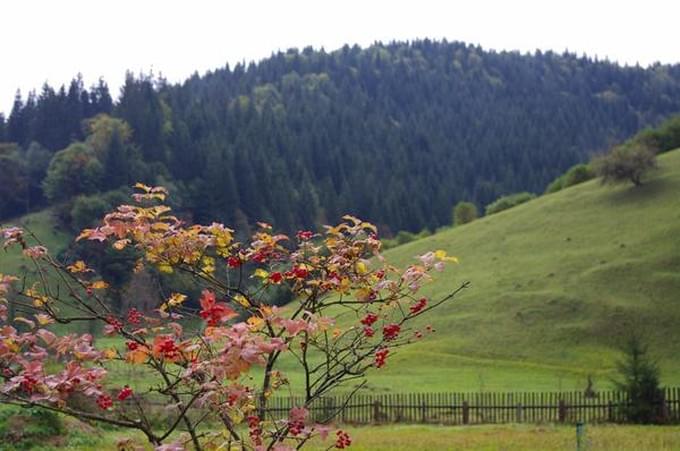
3,40,680,234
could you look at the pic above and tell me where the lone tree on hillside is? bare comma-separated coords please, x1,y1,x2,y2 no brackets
453,201,478,226
592,143,657,187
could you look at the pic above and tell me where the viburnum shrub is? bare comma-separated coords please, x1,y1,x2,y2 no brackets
0,184,467,450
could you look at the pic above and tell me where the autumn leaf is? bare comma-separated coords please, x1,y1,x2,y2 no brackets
67,260,93,273
126,349,148,364
112,239,130,250
434,249,459,263
89,280,109,290
253,268,269,279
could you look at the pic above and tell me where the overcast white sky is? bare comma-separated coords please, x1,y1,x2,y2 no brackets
2,0,679,115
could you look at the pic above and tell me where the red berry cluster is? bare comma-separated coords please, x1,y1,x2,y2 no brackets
106,315,123,332
126,341,139,351
20,375,37,394
127,307,143,324
269,272,283,284
409,298,427,315
285,265,309,279
97,394,113,410
288,419,304,436
227,256,242,268
296,230,313,241
360,313,378,327
117,385,133,401
363,326,374,337
335,430,352,449
382,323,401,341
247,415,262,446
251,251,268,264
158,337,180,360
374,348,389,368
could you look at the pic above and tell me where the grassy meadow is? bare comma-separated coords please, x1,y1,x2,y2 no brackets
329,148,680,394
11,422,680,450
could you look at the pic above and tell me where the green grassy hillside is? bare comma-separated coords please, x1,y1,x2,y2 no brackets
0,209,70,276
359,149,680,393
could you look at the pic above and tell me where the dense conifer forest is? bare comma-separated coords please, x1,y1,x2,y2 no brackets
2,40,680,234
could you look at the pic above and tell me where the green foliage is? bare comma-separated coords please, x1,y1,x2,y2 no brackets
614,334,664,424
42,143,103,202
484,192,536,215
70,189,130,230
593,143,657,187
563,163,595,187
0,143,28,218
453,201,478,226
634,115,680,154
0,406,64,449
545,175,566,194
545,164,595,194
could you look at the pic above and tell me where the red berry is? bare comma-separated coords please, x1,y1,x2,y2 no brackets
97,394,113,409
360,313,378,327
382,324,401,341
375,348,389,368
126,341,139,351
117,385,133,401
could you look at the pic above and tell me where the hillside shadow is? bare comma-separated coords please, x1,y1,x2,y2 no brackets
598,175,670,206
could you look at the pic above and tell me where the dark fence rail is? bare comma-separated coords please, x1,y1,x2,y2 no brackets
262,387,680,425
140,388,680,426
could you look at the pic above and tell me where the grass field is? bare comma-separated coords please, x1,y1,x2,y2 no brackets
33,423,680,450
335,149,680,394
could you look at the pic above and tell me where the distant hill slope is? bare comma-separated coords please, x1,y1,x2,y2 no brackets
0,209,69,276
359,149,680,392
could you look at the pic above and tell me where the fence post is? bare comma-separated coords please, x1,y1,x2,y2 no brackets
515,403,523,423
660,389,669,423
421,399,427,423
608,400,614,422
558,399,567,423
462,400,470,424
373,400,382,423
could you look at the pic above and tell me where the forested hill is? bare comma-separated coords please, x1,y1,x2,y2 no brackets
3,40,680,233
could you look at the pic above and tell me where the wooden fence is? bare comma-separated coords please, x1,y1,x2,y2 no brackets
262,388,680,425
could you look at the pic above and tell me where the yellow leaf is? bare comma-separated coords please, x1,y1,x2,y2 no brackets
435,250,459,263
35,314,53,325
167,293,187,307
342,215,362,225
103,348,117,359
361,222,378,233
234,294,250,308
90,280,109,290
253,268,269,279
113,239,130,250
126,349,148,364
337,277,351,293
356,261,368,274
247,315,264,331
67,260,91,273
158,264,174,274
134,182,152,192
